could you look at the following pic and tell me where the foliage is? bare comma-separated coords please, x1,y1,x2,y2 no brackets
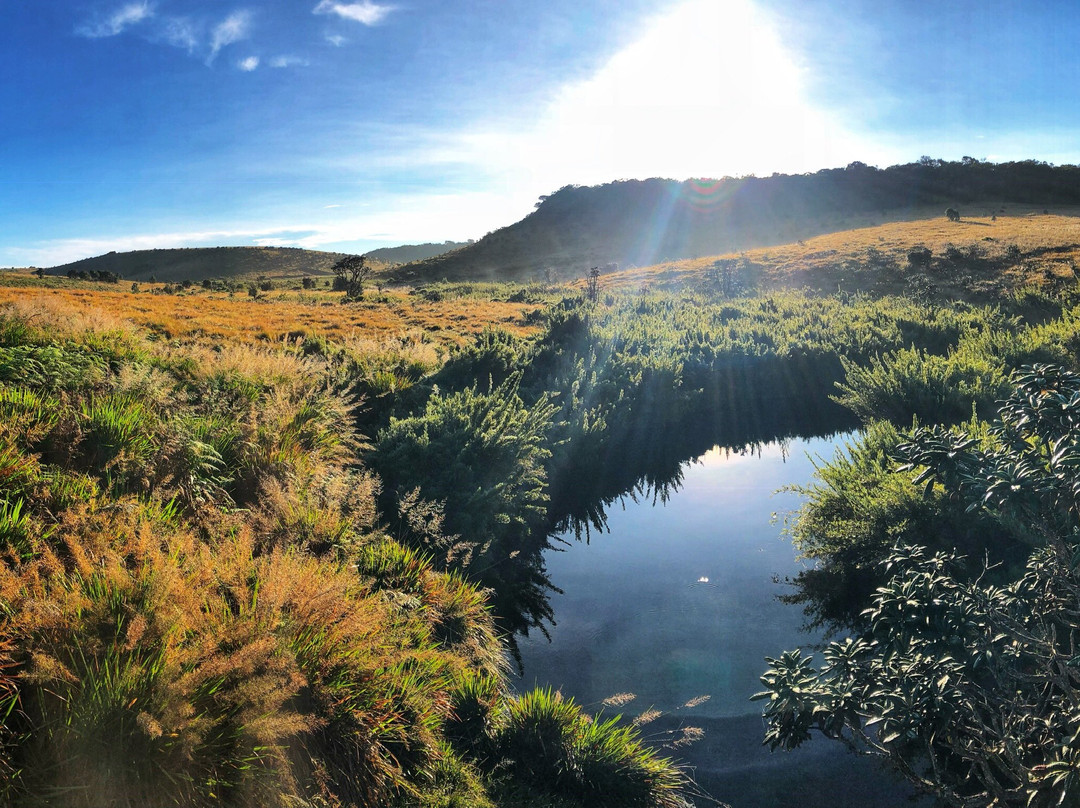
0,302,694,808
332,254,371,300
488,688,689,808
372,377,558,636
758,366,1080,807
780,421,1025,631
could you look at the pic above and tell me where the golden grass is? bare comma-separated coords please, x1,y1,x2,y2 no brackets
594,208,1080,297
0,283,542,346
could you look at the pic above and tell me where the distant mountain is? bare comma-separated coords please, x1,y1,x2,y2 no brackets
364,241,472,264
390,159,1080,283
47,246,350,282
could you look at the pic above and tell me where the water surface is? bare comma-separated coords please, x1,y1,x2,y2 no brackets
516,434,918,808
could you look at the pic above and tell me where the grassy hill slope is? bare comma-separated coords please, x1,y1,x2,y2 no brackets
364,241,471,264
390,159,1080,284
47,246,352,282
590,207,1080,301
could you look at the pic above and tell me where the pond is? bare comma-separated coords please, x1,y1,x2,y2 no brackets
514,433,920,808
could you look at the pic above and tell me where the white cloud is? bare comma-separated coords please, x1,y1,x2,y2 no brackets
160,17,198,53
270,55,309,68
314,1,394,26
238,56,259,71
207,10,252,64
77,2,153,38
325,33,347,46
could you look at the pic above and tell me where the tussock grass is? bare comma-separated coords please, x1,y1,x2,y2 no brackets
0,299,693,807
0,283,542,346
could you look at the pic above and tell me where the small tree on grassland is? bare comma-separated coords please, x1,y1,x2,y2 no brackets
332,254,370,300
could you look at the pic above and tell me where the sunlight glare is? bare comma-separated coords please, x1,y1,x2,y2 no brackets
520,0,869,185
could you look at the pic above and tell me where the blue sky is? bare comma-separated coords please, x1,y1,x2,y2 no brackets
4,0,1080,266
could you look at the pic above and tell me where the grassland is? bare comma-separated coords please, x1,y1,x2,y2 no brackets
6,208,1080,806
0,279,544,345
587,209,1080,297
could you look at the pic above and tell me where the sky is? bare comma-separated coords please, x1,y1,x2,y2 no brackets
4,0,1080,266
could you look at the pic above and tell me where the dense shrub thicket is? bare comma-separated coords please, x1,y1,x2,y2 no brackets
758,366,1080,807
370,286,1080,545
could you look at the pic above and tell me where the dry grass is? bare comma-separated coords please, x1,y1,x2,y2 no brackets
593,208,1080,297
0,283,542,346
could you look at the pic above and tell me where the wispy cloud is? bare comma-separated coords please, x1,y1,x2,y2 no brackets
325,33,347,46
238,56,260,71
160,17,198,53
314,1,394,26
207,10,252,64
270,55,309,68
76,1,153,38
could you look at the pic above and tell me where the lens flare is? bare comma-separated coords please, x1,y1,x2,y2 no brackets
683,178,728,212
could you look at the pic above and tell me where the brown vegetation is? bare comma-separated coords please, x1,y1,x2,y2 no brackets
0,283,541,345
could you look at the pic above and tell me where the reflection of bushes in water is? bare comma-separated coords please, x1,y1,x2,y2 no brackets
361,288,1080,646
549,366,855,534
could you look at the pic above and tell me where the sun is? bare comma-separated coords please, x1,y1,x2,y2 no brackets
518,0,871,186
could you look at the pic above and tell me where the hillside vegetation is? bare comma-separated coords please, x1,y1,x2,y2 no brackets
47,246,352,283
393,159,1080,283
41,244,468,286
364,241,471,264
592,209,1080,300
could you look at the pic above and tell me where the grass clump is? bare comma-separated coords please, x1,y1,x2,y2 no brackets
0,301,697,808
488,688,689,808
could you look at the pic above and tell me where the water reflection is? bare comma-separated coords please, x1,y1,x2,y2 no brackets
520,431,917,808
547,396,855,540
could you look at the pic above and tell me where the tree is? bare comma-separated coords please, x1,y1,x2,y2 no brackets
585,266,600,304
755,365,1080,807
332,254,370,299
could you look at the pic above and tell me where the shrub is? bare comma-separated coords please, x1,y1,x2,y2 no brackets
833,347,1009,424
490,689,688,808
906,245,932,267
758,366,1080,807
372,378,557,634
77,394,157,488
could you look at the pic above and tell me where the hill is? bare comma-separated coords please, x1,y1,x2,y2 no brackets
364,240,471,264
46,245,351,282
390,159,1080,283
586,207,1080,301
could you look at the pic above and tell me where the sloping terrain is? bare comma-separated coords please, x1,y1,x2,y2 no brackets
364,241,471,264
390,160,1080,283
590,208,1080,300
47,246,351,282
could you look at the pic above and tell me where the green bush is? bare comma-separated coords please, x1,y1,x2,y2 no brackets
759,366,1080,807
372,377,557,634
490,688,688,808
